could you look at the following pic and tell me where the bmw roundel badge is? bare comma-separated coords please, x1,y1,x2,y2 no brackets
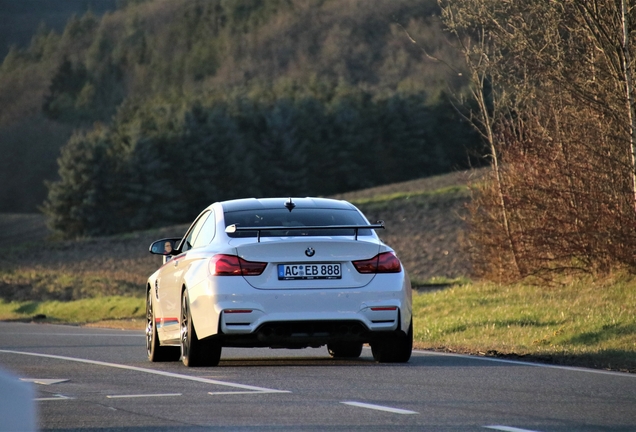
305,247,316,257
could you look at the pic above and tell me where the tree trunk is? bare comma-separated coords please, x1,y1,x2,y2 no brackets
620,0,636,212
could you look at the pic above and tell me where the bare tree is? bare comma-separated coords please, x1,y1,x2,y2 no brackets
438,0,524,279
439,0,636,280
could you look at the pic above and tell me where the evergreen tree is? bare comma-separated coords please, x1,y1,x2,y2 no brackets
42,57,88,121
43,127,121,237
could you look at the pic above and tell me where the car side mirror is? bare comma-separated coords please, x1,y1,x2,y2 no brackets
149,238,181,256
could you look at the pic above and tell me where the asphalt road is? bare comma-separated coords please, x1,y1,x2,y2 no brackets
0,322,634,432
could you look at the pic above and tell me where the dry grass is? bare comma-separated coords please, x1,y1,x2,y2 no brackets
357,188,472,283
334,169,486,283
1,168,485,299
0,221,188,301
330,169,485,202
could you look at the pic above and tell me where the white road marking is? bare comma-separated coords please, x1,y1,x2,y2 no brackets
34,394,73,402
106,393,182,399
209,390,291,395
20,378,69,385
7,332,143,337
0,349,289,394
484,426,543,432
411,349,636,378
341,401,418,415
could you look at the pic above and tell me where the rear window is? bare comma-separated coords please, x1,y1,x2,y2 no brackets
224,208,372,238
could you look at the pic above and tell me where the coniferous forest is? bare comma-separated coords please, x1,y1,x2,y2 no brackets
0,0,481,238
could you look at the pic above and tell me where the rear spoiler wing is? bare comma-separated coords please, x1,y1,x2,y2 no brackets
225,222,385,242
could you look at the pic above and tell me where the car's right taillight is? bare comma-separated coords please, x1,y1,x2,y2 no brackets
209,254,267,276
352,252,401,274
239,257,268,276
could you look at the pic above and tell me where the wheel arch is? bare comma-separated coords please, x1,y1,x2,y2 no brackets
183,280,221,340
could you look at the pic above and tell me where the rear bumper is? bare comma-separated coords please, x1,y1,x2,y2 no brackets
218,318,406,348
188,272,412,347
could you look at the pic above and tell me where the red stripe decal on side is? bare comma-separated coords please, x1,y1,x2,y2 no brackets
156,318,179,325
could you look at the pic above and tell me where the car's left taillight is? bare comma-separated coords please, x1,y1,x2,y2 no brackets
352,252,402,274
209,254,267,276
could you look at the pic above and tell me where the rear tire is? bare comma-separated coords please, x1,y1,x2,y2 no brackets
146,290,180,362
371,318,413,363
180,290,222,367
327,342,363,358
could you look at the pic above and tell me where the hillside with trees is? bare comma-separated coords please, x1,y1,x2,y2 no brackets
0,0,482,233
0,0,117,58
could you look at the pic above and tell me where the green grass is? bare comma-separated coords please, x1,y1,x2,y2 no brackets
0,296,145,324
413,276,636,372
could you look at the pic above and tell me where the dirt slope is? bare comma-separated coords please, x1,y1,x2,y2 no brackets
0,168,485,300
333,169,485,283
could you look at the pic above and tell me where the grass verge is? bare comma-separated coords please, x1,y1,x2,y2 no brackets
1,277,634,373
0,296,145,325
413,276,636,373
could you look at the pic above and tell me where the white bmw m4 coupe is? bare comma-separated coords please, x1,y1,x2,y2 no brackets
146,197,412,366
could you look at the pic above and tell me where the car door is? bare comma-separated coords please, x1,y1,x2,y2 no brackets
155,211,212,342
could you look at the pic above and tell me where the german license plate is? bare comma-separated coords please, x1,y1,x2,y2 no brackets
278,263,342,280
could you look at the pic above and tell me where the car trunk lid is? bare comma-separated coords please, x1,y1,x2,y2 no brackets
233,237,381,289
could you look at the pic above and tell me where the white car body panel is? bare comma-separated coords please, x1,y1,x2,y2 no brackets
146,197,413,359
